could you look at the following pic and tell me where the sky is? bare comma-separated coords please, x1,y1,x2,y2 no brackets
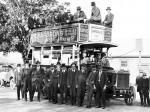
59,0,150,56
1,0,150,64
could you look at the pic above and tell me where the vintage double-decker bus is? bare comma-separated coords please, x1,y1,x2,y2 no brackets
27,23,136,105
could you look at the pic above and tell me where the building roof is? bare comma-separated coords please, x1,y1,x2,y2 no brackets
109,38,150,57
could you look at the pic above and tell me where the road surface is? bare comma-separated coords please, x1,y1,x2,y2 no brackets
0,87,149,112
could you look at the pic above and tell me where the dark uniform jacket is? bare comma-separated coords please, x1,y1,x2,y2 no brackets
28,16,36,30
76,70,88,86
86,71,97,85
22,68,31,79
67,69,78,87
36,18,46,28
95,71,107,89
142,78,149,91
59,70,68,86
45,70,53,84
14,69,23,86
136,76,143,92
32,68,44,82
66,13,74,22
55,13,68,24
51,70,60,85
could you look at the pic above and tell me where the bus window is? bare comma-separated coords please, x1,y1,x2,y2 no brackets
34,47,41,51
53,46,61,50
43,55,49,58
43,47,51,50
52,51,61,59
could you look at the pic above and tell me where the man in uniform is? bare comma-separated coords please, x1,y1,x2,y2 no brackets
14,64,23,100
136,70,144,105
73,6,86,23
22,63,32,101
76,63,88,107
95,66,107,109
67,63,78,105
51,63,61,104
42,66,50,99
103,7,114,28
59,64,68,104
31,61,44,102
142,73,149,107
45,64,55,102
86,65,97,108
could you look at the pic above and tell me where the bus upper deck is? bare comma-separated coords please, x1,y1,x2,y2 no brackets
28,23,117,66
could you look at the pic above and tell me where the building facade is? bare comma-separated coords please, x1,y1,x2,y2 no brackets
109,56,150,85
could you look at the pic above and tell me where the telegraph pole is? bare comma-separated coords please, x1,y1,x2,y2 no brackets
136,39,143,72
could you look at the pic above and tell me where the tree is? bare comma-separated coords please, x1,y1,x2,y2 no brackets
0,0,70,62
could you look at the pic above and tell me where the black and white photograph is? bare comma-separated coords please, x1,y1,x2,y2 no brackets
0,0,150,112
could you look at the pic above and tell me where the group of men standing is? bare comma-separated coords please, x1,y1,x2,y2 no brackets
136,71,150,107
28,2,114,31
14,61,108,109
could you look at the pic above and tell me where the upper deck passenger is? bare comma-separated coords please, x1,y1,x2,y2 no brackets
28,13,36,30
73,6,86,23
57,7,68,25
103,7,114,28
66,10,74,24
36,13,46,28
88,2,101,25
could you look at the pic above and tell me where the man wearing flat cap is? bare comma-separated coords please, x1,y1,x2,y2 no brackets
76,63,88,106
73,6,87,23
89,2,101,24
103,7,114,28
